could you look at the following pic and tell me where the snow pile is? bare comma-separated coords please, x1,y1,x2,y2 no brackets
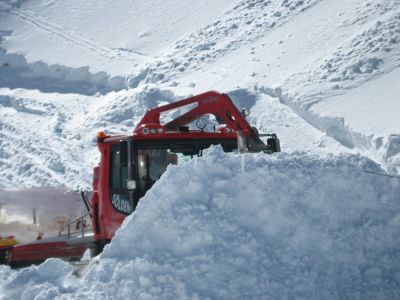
0,259,75,300
2,149,400,299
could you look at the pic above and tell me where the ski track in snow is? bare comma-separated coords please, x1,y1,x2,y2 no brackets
123,0,324,87
12,9,151,63
0,91,97,188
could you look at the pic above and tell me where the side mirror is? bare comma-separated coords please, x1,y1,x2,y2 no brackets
127,180,137,190
242,108,250,117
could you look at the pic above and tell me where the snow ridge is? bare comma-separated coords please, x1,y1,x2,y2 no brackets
257,85,400,173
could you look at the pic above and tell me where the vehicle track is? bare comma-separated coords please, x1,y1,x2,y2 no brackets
12,9,149,63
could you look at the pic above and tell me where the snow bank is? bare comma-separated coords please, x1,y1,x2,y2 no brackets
0,49,126,95
2,149,400,299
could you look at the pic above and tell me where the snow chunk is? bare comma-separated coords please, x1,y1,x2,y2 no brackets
1,259,75,299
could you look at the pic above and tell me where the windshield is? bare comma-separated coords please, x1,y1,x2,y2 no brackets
137,149,178,193
109,138,236,214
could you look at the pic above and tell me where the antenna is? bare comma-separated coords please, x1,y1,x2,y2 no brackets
364,170,400,179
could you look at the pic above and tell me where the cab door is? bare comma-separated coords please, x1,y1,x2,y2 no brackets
109,141,137,215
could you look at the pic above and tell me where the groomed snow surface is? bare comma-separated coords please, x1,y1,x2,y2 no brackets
1,148,400,299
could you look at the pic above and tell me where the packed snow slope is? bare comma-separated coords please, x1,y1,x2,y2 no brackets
0,0,399,190
1,149,400,299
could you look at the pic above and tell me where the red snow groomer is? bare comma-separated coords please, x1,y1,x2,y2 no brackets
5,91,280,266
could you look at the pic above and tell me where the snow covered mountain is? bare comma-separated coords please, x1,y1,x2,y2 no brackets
0,0,400,298
0,0,398,190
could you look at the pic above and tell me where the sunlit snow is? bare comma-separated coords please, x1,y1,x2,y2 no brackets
0,0,399,298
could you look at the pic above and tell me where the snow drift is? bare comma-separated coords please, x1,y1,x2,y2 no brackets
1,149,400,299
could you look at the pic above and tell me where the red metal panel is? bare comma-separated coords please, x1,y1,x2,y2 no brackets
10,242,85,262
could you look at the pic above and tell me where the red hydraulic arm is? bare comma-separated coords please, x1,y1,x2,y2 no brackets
135,91,257,138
